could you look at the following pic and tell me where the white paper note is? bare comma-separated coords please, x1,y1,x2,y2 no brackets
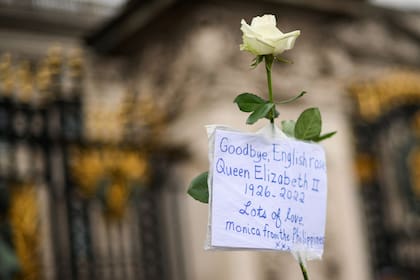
208,128,327,259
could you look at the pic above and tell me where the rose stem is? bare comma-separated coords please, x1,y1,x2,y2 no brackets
298,255,309,280
264,55,276,123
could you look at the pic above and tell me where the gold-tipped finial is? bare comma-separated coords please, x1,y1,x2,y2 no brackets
16,60,33,102
46,45,63,75
0,53,14,96
350,71,420,121
68,48,84,77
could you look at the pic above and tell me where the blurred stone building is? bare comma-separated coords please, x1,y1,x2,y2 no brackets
1,0,420,279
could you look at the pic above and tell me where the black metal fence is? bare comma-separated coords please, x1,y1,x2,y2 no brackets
0,51,184,280
351,73,420,280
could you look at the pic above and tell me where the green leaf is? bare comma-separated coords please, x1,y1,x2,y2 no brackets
265,107,279,120
277,91,307,104
187,171,209,203
281,120,296,137
234,93,266,112
295,107,322,140
313,131,337,142
250,55,264,68
246,103,274,125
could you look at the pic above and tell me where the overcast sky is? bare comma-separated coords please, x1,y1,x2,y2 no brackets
371,0,420,10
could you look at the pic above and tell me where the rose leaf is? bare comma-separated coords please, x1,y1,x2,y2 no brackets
187,171,209,203
264,105,280,120
281,120,296,137
294,107,322,140
246,102,275,125
312,131,337,142
234,93,267,112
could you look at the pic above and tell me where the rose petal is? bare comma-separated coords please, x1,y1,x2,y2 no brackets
251,25,283,39
273,31,300,55
272,30,300,53
240,15,300,56
242,35,275,55
250,14,276,27
241,20,260,38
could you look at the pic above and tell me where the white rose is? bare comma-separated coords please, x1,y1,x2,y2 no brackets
240,14,300,56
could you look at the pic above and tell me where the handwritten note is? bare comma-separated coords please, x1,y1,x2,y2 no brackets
209,128,327,257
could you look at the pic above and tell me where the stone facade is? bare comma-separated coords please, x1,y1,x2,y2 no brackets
86,1,420,279
2,0,420,279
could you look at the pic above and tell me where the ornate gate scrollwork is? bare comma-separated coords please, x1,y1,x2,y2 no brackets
0,48,186,280
350,71,420,279
70,146,149,219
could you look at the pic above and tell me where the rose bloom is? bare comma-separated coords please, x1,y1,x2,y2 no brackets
240,14,300,56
